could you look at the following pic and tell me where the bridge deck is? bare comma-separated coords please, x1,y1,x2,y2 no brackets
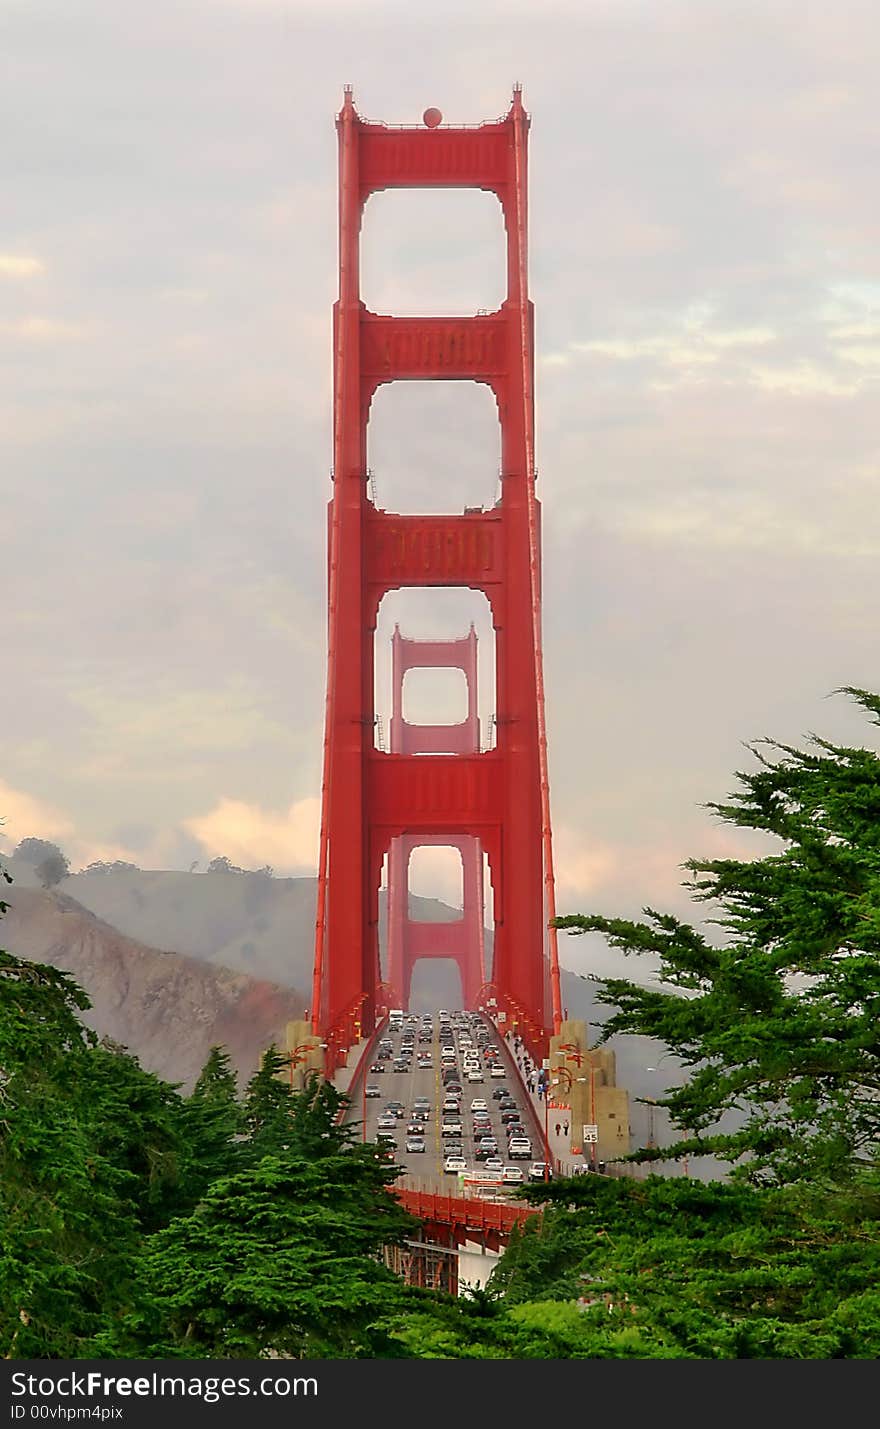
344,1010,551,1199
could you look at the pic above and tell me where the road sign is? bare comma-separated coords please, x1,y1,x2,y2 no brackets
582,1124,599,1144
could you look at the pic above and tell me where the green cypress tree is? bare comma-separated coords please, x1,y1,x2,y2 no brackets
0,951,140,1357
555,687,880,1186
240,1044,295,1157
179,1046,241,1201
103,1076,417,1358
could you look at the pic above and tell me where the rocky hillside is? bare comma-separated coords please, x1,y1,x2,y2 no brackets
1,883,305,1089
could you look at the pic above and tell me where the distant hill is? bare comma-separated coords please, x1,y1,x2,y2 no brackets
21,862,457,993
1,882,305,1089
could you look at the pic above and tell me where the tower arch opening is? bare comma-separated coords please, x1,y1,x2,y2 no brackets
367,381,501,515
361,188,506,317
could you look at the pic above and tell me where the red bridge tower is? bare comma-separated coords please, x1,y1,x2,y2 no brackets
311,88,562,1067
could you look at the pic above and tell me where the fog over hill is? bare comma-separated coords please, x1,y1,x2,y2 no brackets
1,879,306,1089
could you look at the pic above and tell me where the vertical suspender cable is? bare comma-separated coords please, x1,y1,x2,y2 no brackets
512,93,563,1037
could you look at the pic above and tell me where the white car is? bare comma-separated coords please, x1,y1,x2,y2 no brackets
490,1065,506,1078
508,1137,532,1159
467,1069,484,1082
503,1166,524,1184
365,1084,382,1098
377,1113,398,1130
484,1156,505,1174
441,1121,463,1137
528,1162,554,1182
444,1156,467,1175
470,1098,488,1112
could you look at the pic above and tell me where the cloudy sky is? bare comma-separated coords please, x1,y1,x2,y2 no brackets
2,0,878,976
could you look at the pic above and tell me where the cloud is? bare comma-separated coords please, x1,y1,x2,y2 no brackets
0,317,91,341
71,838,149,870
0,780,75,850
746,361,862,396
69,684,294,774
0,254,44,278
554,827,618,900
561,316,779,384
183,795,321,872
1,0,878,940
0,780,151,872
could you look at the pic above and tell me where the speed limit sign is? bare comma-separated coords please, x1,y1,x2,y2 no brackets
582,1124,599,1144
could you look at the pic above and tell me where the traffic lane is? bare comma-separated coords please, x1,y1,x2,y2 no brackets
357,1019,541,1182
359,1042,443,1178
373,1028,494,1181
439,1027,535,1179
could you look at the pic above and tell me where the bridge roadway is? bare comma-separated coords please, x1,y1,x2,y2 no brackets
345,1010,550,1193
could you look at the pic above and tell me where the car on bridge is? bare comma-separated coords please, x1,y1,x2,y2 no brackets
528,1162,553,1182
470,1099,488,1112
365,1084,381,1098
377,1113,398,1131
368,1063,386,1074
385,1102,405,1117
406,1136,426,1153
490,1065,506,1078
508,1137,532,1159
503,1166,524,1184
444,1156,467,1175
484,1157,505,1175
441,1120,463,1137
